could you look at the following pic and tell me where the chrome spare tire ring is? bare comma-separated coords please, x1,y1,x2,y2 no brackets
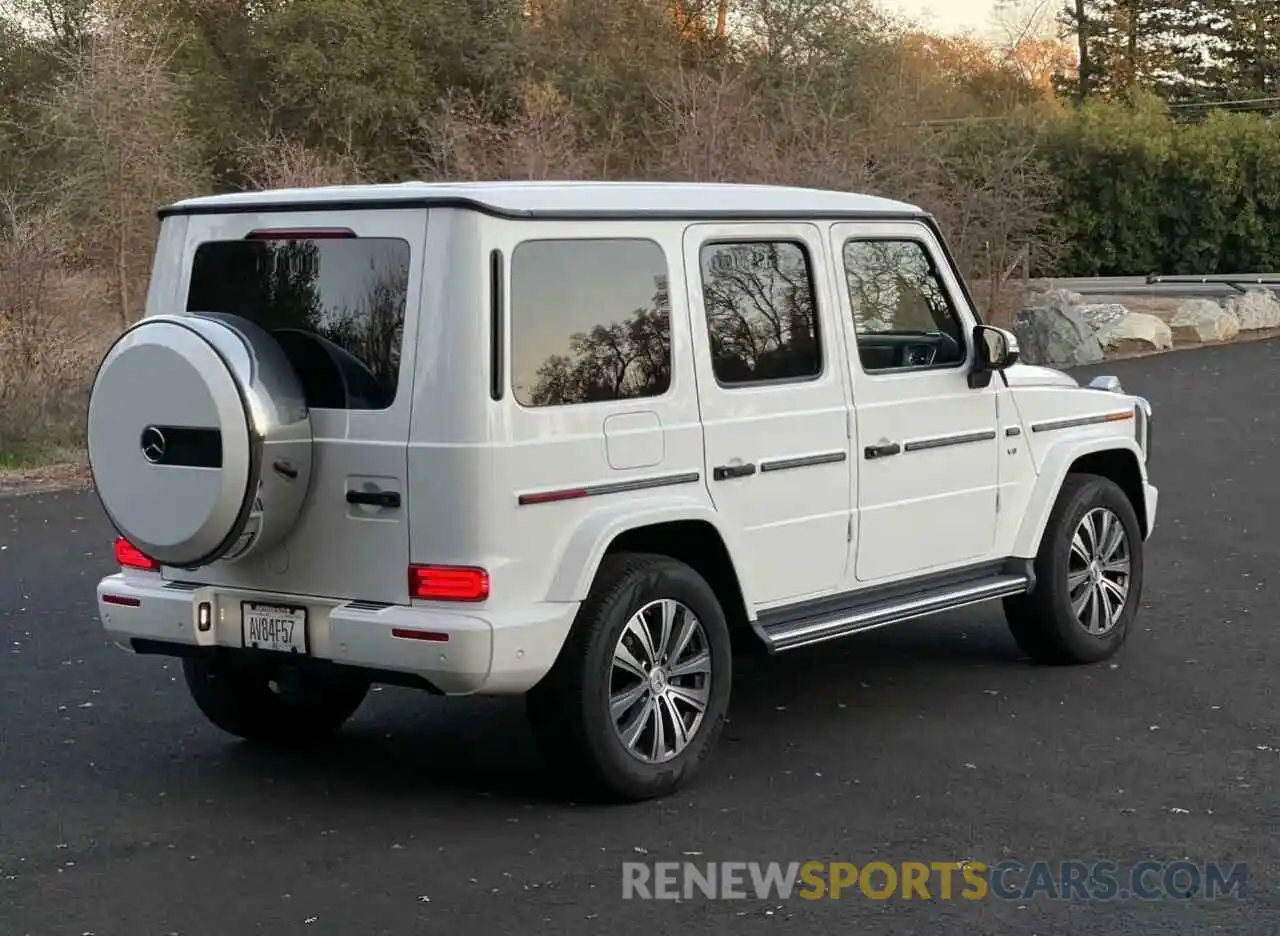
609,598,712,764
1068,506,1131,636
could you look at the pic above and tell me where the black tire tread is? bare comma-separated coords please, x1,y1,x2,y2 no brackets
182,657,369,744
527,551,730,802
1004,472,1144,665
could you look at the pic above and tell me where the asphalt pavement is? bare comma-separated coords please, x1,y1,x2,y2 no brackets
2,340,1279,935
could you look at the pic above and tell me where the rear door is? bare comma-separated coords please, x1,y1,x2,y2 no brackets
682,222,852,608
160,208,428,604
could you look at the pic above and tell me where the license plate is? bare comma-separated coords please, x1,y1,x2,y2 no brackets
241,602,308,654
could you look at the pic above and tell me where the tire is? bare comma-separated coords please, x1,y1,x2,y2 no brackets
182,656,370,744
526,553,733,802
1004,472,1144,665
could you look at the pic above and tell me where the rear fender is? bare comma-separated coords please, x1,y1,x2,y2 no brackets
544,496,759,616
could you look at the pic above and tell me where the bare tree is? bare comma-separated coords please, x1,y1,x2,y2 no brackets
34,0,208,327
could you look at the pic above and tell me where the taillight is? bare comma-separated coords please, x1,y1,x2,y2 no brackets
408,565,490,602
114,537,159,572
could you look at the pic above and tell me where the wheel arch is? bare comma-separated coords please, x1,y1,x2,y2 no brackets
544,499,757,626
1013,437,1149,557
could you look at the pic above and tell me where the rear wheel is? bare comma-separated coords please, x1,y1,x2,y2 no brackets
526,553,732,802
1004,473,1144,665
182,656,370,744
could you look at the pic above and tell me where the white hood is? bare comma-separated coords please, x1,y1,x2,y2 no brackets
1002,363,1079,389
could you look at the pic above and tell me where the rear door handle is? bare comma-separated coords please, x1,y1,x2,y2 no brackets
864,442,901,460
346,489,401,509
713,463,757,481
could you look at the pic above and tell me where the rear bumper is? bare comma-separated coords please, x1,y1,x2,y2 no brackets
95,574,579,695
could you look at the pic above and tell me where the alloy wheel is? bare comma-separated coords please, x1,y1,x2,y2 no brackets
1067,506,1131,636
609,598,712,764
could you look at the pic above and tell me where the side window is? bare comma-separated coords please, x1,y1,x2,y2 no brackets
186,236,410,410
842,239,966,373
699,241,822,385
510,238,671,407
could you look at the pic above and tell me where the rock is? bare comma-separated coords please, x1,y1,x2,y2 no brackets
1225,288,1280,330
1014,304,1104,367
1076,303,1129,333
1024,286,1087,308
1096,312,1173,353
1170,300,1240,343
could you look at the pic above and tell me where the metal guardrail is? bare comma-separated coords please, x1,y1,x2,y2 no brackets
1032,275,1280,298
1146,274,1280,293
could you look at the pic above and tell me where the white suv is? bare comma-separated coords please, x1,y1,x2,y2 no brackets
88,181,1156,801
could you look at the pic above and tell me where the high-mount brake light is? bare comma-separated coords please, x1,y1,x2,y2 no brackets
114,537,159,572
245,228,356,240
408,565,490,602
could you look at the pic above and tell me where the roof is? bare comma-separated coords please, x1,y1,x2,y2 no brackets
158,180,926,220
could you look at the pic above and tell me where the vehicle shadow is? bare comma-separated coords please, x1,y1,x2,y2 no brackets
197,605,1035,809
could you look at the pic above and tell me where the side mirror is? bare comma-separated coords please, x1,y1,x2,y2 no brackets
968,325,1019,388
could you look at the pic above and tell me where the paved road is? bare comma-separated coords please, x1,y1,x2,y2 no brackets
3,341,1279,935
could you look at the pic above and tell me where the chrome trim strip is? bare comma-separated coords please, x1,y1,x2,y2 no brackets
1030,411,1133,434
517,471,701,505
902,429,997,453
767,575,1031,652
759,451,849,473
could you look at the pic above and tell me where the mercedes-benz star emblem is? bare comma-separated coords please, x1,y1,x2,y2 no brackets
140,426,167,464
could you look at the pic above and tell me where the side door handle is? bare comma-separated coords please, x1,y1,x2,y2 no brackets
346,489,401,509
713,463,758,481
864,442,901,460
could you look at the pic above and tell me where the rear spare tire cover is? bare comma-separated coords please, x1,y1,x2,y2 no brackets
87,312,313,568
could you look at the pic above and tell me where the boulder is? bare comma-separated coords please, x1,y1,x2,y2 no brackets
1096,312,1173,353
1225,288,1280,330
1076,303,1129,333
1169,300,1240,343
1014,304,1105,367
1024,286,1087,309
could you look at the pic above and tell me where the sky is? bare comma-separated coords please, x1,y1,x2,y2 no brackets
882,0,1004,37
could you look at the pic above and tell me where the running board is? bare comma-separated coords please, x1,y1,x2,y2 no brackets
754,561,1034,654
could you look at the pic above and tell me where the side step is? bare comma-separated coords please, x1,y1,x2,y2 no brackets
753,560,1034,654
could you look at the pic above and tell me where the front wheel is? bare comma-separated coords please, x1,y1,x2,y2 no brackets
182,656,371,743
526,553,733,802
1004,473,1145,665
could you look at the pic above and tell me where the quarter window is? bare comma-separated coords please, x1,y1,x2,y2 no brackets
699,241,822,385
510,239,672,407
187,236,410,410
842,239,966,372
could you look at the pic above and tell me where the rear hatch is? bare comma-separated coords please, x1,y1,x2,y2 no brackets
149,208,427,604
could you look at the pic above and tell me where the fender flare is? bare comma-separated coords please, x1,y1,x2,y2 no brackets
543,495,759,616
1011,436,1148,558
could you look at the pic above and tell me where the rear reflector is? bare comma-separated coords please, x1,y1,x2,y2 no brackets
408,565,490,602
391,628,450,642
517,487,589,506
114,537,159,572
246,227,355,240
102,594,142,607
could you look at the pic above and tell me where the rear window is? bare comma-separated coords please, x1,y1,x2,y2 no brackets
186,236,410,410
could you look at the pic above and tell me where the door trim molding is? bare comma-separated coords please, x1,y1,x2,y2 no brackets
759,450,848,473
517,471,702,506
902,429,997,453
